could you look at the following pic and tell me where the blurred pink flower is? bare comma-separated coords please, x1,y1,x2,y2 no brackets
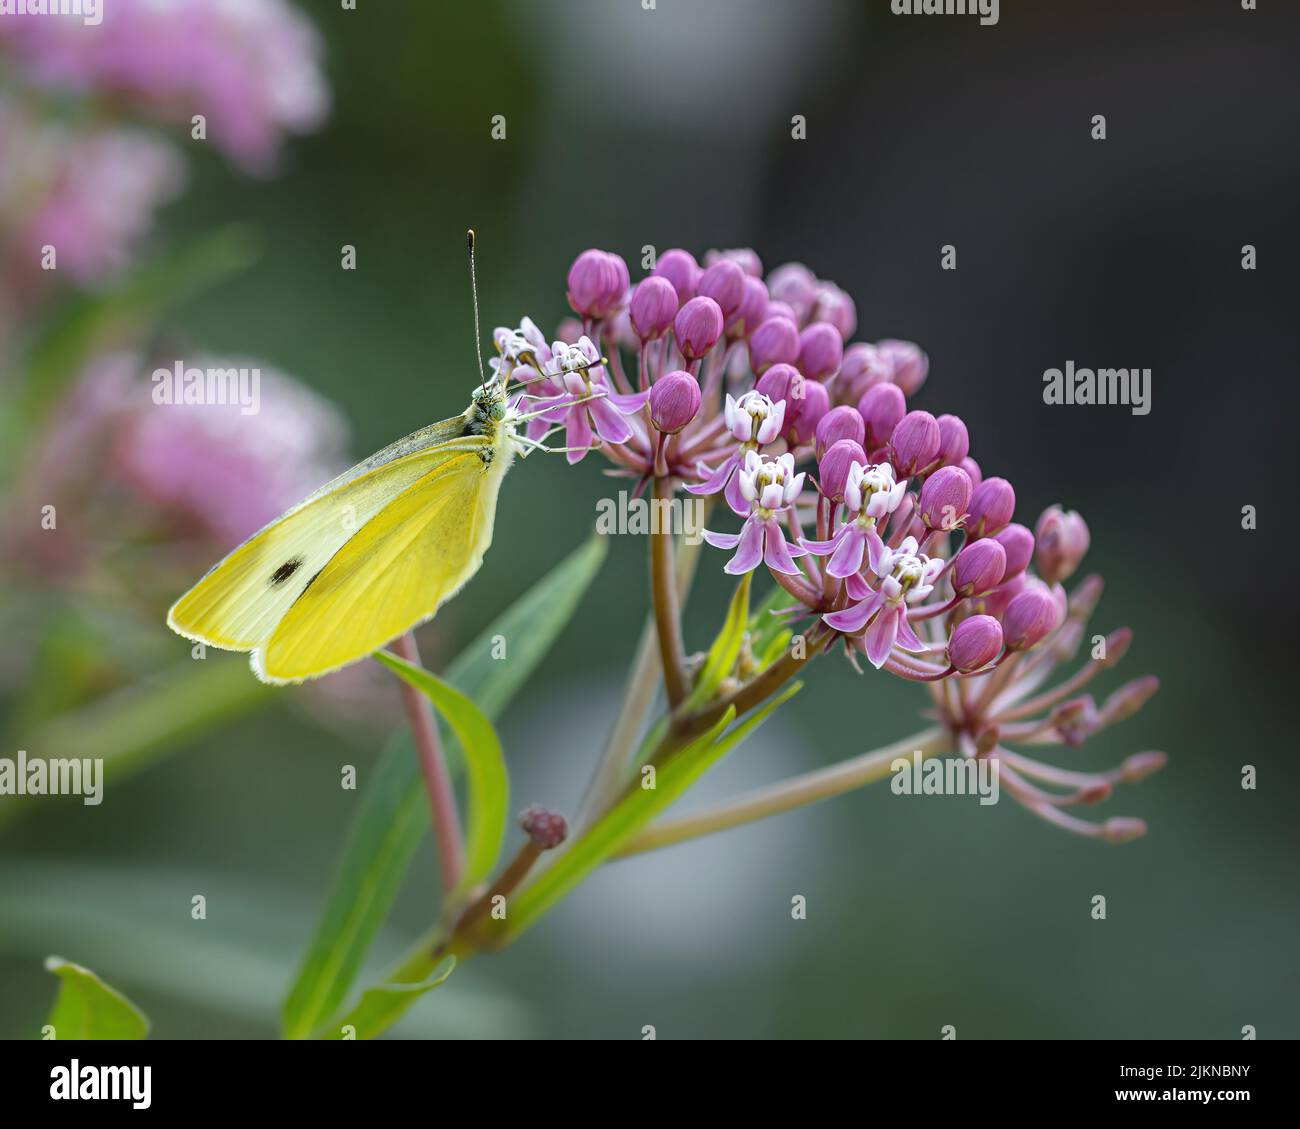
0,97,184,287
0,0,328,171
6,352,348,584
114,354,348,544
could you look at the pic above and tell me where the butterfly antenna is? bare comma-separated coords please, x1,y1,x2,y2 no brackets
466,229,487,387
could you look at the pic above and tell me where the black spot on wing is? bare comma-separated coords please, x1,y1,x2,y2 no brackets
269,556,305,587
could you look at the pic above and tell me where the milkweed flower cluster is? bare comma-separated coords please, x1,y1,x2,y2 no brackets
0,0,328,171
0,97,184,288
492,245,1166,844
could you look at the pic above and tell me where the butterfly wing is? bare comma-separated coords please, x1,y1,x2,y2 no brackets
167,411,476,653
255,437,512,683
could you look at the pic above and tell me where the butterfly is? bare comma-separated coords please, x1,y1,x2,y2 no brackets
168,233,602,684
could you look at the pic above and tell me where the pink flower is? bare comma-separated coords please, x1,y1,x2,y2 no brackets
702,452,807,576
0,0,329,172
0,98,183,287
802,460,907,579
687,390,786,514
524,336,648,464
822,537,944,668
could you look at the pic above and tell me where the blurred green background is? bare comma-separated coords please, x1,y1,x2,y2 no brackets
2,0,1297,1038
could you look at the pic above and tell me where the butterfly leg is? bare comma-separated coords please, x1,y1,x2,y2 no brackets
511,429,606,459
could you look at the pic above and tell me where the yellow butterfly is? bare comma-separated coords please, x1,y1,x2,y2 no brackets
168,233,596,684
167,383,521,682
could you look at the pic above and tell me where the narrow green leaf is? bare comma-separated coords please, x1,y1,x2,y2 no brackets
747,580,797,657
330,958,455,1042
372,652,508,899
2,862,532,1038
43,956,150,1040
337,687,804,1041
497,682,804,945
682,571,751,711
281,534,606,1040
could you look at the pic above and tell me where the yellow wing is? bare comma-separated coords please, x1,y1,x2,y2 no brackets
254,441,510,682
167,409,493,671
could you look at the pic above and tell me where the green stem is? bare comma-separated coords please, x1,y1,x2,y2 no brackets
658,623,834,756
576,498,709,829
650,475,689,708
618,726,949,856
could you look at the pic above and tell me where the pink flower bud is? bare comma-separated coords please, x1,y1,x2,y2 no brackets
947,614,1003,672
876,338,929,395
888,410,941,477
674,296,724,361
1120,751,1167,783
1101,817,1148,845
766,262,818,322
966,475,1016,539
979,573,1025,619
748,316,800,374
953,538,1007,597
567,249,629,319
919,465,972,531
755,362,803,413
858,382,906,450
960,455,982,488
1034,504,1091,584
1001,582,1064,650
706,247,763,277
519,804,568,849
815,404,865,458
653,248,700,304
1051,695,1098,747
629,275,678,341
787,379,829,446
697,259,746,320
1101,626,1132,667
729,275,769,338
819,439,866,502
812,281,856,339
797,322,843,381
993,522,1035,582
1099,675,1160,725
838,342,892,403
765,300,797,323
649,370,701,434
936,413,969,466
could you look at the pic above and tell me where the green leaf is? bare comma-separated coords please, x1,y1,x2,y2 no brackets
372,653,508,899
281,534,606,1040
43,956,150,1040
682,571,751,711
335,687,803,1041
495,682,804,946
1,861,532,1038
330,958,456,1041
747,581,797,657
